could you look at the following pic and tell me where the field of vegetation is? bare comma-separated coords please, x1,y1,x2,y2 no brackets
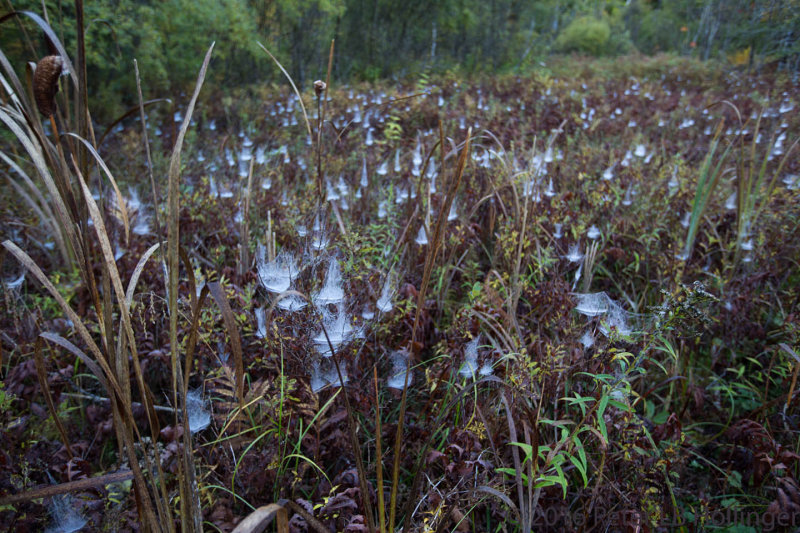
2,6,800,533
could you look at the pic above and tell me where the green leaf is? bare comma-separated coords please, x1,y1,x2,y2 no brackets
539,418,576,427
720,497,739,509
534,475,565,492
608,398,631,412
496,467,528,485
553,464,567,498
569,454,588,487
509,441,534,463
574,435,587,474
652,411,669,425
597,393,609,442
537,461,569,499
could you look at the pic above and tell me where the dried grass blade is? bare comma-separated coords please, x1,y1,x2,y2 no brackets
39,332,108,392
74,0,91,184
474,486,520,523
231,503,288,533
183,285,210,400
73,161,170,529
374,367,386,533
3,242,114,394
393,128,472,533
399,376,503,532
166,43,215,533
73,157,135,403
0,107,84,269
281,500,331,533
256,42,312,138
167,42,214,397
124,243,161,310
179,246,199,312
97,98,170,148
0,151,62,246
65,133,130,244
0,48,34,121
208,281,244,407
33,337,73,458
0,242,159,526
117,242,160,359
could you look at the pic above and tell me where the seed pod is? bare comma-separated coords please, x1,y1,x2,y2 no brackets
33,55,63,116
314,80,326,98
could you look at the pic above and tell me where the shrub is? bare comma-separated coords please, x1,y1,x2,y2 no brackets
635,8,683,55
555,16,612,57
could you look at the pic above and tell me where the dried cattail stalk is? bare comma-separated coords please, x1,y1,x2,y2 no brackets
33,55,63,116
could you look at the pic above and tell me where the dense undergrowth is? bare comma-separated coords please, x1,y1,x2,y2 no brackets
1,32,800,533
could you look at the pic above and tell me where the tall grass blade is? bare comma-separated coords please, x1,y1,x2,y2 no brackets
65,133,130,242
0,106,85,271
73,0,91,188
39,332,109,393
73,155,173,529
374,367,385,533
167,42,215,533
683,123,731,261
256,42,312,138
0,151,67,262
2,241,161,527
231,503,289,533
391,126,471,533
208,281,245,407
33,338,73,459
134,60,164,250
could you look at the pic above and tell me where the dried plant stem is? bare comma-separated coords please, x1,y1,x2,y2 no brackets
582,240,600,293
316,89,324,202
316,319,377,533
62,392,176,413
256,42,312,138
33,338,73,459
374,367,386,533
134,59,162,247
267,210,276,262
167,43,215,533
241,158,255,277
390,127,471,533
780,344,800,410
0,469,135,507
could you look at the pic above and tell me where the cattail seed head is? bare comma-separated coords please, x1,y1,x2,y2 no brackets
33,55,63,116
314,80,326,98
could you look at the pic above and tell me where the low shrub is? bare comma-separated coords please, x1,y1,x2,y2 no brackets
555,16,612,56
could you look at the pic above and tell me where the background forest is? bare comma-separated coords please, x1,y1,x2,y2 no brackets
2,0,799,119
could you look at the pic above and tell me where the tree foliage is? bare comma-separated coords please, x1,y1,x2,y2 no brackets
1,0,798,118
555,17,612,56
